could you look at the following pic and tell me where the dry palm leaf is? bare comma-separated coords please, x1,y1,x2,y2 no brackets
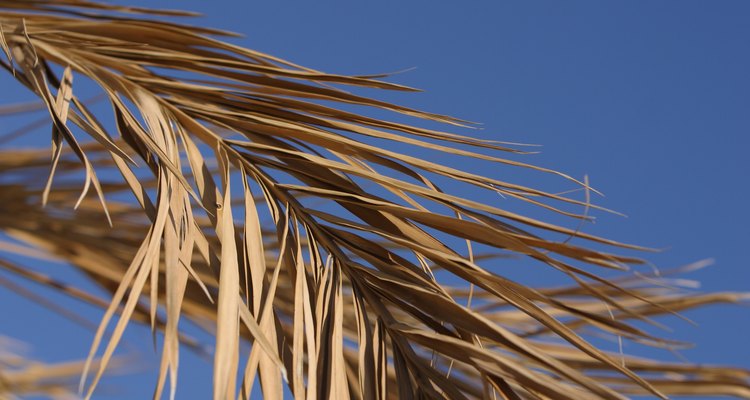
0,1,748,399
0,336,119,400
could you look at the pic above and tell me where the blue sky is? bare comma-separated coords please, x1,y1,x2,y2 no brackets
1,1,748,399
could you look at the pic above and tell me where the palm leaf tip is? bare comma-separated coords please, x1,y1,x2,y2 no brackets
0,1,748,399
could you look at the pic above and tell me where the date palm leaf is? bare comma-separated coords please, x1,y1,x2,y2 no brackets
0,2,748,399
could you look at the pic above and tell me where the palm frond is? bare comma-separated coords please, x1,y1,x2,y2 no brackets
0,336,119,400
0,2,748,399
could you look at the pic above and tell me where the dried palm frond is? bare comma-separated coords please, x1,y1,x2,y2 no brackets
0,1,748,399
0,336,116,400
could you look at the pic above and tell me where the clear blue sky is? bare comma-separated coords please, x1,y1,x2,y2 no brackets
1,1,748,399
